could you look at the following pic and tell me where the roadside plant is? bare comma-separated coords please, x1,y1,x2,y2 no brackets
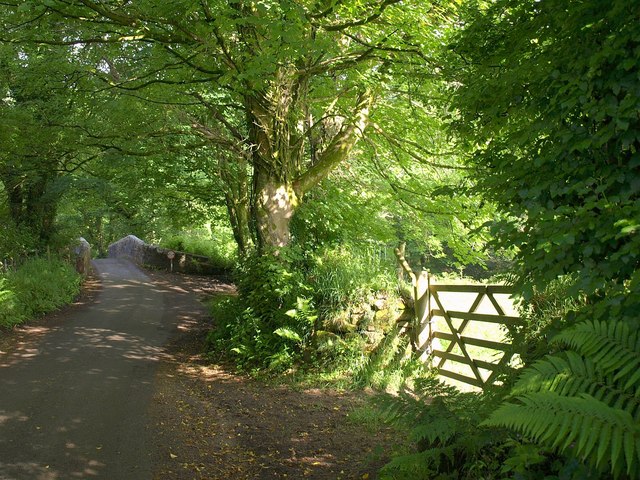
207,248,316,373
0,257,81,328
378,377,508,479
0,277,24,328
485,317,640,479
509,275,586,366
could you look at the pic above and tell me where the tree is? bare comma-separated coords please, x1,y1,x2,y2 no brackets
449,0,640,476
2,0,454,253
450,0,640,299
0,41,98,243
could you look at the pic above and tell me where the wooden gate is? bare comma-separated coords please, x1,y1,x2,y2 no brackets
395,246,521,390
422,283,521,389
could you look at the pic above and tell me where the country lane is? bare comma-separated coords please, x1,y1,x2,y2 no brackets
0,258,203,480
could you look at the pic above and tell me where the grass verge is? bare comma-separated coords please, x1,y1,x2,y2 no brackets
0,257,81,329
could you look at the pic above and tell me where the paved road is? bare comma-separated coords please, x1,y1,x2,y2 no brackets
0,259,196,480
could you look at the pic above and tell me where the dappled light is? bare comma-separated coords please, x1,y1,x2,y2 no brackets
152,355,393,479
0,258,207,479
1,0,636,476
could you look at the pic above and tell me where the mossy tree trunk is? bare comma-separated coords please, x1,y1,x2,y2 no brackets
244,87,373,252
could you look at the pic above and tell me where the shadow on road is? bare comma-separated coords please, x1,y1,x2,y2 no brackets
0,258,207,480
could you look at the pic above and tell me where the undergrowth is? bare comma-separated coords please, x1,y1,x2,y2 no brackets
206,243,402,377
372,375,601,480
0,257,81,329
206,247,314,373
203,243,625,478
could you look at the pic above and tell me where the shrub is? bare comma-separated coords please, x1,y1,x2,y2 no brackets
509,275,586,366
378,377,509,479
207,243,409,378
0,277,26,328
0,222,38,263
377,375,601,480
207,248,316,373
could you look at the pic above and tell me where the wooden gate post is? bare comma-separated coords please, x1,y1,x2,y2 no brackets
394,244,432,359
414,270,431,361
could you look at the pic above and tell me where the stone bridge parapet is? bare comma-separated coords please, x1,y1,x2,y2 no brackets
108,235,227,275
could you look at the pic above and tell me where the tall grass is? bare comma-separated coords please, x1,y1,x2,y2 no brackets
0,258,81,329
309,244,397,318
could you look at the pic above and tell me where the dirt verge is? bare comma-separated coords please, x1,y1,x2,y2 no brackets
146,269,400,480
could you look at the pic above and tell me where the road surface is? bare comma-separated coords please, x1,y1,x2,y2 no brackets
0,258,200,480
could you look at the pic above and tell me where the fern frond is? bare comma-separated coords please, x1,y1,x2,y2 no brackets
511,351,640,419
409,417,458,446
483,391,640,478
380,451,434,479
512,352,595,395
380,445,456,479
554,320,640,388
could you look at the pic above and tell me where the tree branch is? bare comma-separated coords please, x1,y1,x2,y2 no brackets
293,90,373,196
76,0,139,27
370,123,471,170
314,0,402,31
191,92,246,142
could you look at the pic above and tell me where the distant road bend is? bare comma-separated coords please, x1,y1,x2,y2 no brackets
0,258,201,480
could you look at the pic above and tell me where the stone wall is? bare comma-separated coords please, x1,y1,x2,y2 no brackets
140,244,228,275
107,235,228,275
322,293,413,347
73,237,92,276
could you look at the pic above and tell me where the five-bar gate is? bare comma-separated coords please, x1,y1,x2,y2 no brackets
396,246,521,390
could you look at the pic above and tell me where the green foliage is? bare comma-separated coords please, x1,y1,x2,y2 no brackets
377,375,603,479
2,0,457,252
448,1,640,478
353,331,423,392
207,248,316,373
0,277,23,328
450,0,640,299
0,221,38,261
510,275,586,366
307,243,396,319
378,377,510,479
207,241,410,376
0,40,101,242
310,332,368,374
0,257,81,328
486,318,640,478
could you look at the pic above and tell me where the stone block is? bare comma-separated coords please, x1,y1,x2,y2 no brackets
73,237,92,276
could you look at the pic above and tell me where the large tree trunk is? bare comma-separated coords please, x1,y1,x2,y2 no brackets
244,90,300,253
252,169,299,251
245,89,373,253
